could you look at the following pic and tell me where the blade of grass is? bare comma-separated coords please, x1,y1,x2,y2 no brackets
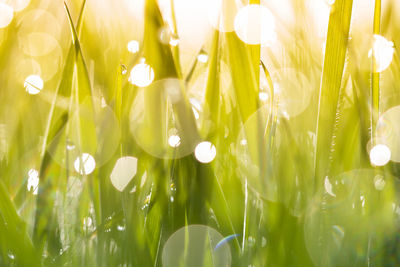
202,30,220,138
371,0,381,145
143,0,199,153
0,181,40,266
33,0,91,253
314,0,353,187
248,0,260,86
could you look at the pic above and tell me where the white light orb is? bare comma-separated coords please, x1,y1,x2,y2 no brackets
197,53,208,63
369,144,391,166
369,34,394,72
259,92,269,102
0,3,13,28
234,5,277,46
169,36,180,47
195,141,216,163
208,0,237,32
129,62,155,87
110,156,138,191
74,153,96,175
127,40,139,53
24,75,43,95
27,168,39,195
1,0,31,12
168,135,181,148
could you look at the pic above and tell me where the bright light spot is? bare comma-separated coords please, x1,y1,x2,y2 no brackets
259,92,269,102
169,35,180,46
307,0,331,38
127,40,139,53
369,34,394,72
168,135,181,148
240,139,247,146
110,156,138,191
121,65,127,75
83,217,92,227
197,53,208,63
2,0,31,12
195,141,216,163
190,98,201,120
158,27,180,47
208,0,237,32
326,0,335,5
27,168,39,195
74,153,96,175
234,5,277,46
324,176,336,197
192,107,200,120
24,75,43,95
369,144,391,166
374,175,386,191
0,3,13,28
129,62,155,87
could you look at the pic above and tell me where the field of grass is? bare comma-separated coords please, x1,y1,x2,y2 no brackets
1,0,400,266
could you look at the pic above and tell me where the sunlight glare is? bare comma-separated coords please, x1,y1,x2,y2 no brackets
129,61,155,87
197,52,208,63
24,75,43,95
27,168,39,195
2,0,30,11
0,3,13,28
208,0,237,32
234,5,276,46
195,141,216,163
259,92,269,102
110,156,138,191
74,153,96,175
369,34,394,72
369,144,391,166
127,40,139,53
168,135,181,148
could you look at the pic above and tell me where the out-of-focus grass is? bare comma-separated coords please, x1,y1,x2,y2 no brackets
0,0,400,266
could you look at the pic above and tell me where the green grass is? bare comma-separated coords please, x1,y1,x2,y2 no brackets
1,0,400,266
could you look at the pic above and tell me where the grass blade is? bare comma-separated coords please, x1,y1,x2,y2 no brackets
371,0,381,144
314,0,353,186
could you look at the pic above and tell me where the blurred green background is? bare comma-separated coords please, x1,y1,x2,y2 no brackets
1,0,400,266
